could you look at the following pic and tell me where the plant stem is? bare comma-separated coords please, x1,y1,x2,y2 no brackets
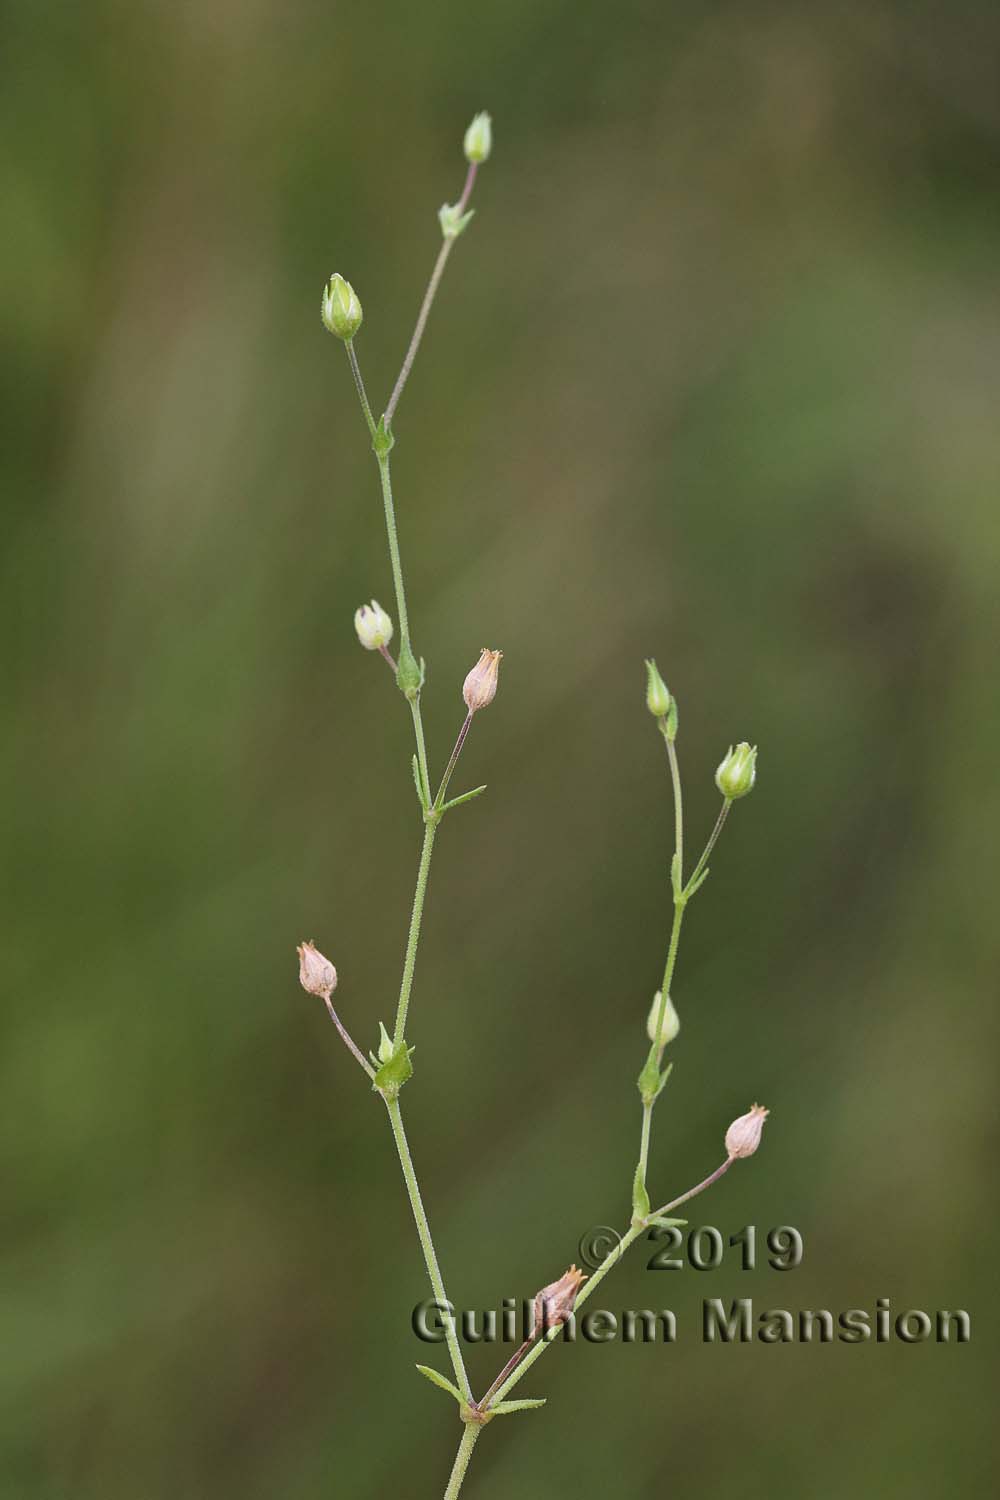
393,819,437,1046
635,1098,653,1198
322,998,376,1080
665,730,683,881
385,161,478,427
443,1424,481,1500
346,340,378,443
685,797,731,894
375,448,432,804
435,713,473,810
375,452,411,647
385,1095,472,1402
651,1156,733,1219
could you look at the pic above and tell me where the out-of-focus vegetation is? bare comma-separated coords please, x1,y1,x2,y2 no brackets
3,1,998,1495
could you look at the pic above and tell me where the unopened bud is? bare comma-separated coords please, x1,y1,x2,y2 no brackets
376,1022,394,1063
715,742,757,800
645,659,672,719
462,648,502,714
463,111,492,164
297,940,337,1000
646,991,680,1048
321,273,363,340
531,1264,586,1335
725,1103,769,1160
354,599,394,651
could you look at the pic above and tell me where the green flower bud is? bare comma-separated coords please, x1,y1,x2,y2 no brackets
646,991,680,1048
644,659,672,719
376,1022,394,1064
463,111,492,164
715,742,757,800
321,273,363,340
354,599,393,651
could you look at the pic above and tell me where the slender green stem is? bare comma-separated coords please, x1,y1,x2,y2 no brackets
653,900,686,1051
375,449,432,804
443,1424,481,1500
385,1096,472,1402
410,697,432,808
345,340,378,442
376,452,412,646
635,1099,653,1196
665,730,683,882
434,713,473,810
647,727,686,1069
386,161,479,428
685,797,731,894
394,820,437,1046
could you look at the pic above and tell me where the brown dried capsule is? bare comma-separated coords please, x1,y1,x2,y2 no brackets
462,649,502,714
297,940,337,1001
531,1264,587,1337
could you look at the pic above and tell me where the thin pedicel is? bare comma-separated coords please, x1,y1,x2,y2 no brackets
299,114,770,1500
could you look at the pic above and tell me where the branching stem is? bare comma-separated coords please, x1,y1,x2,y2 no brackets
385,162,478,427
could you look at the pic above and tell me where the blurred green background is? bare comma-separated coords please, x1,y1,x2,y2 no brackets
3,0,998,1495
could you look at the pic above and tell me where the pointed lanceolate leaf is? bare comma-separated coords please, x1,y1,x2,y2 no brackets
637,1045,661,1104
415,1365,465,1404
685,866,710,899
412,754,427,808
646,1216,688,1230
489,1398,547,1416
440,785,487,815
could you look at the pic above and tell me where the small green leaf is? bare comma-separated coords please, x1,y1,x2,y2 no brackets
439,785,487,815
412,754,428,809
415,1365,464,1404
637,1045,660,1103
685,867,710,899
665,697,678,741
373,1038,414,1097
646,1216,687,1230
637,1051,672,1105
489,1399,546,1416
670,850,682,897
632,1162,651,1220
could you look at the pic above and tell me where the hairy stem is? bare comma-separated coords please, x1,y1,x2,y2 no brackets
385,162,478,427
443,1424,481,1500
385,1096,471,1401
